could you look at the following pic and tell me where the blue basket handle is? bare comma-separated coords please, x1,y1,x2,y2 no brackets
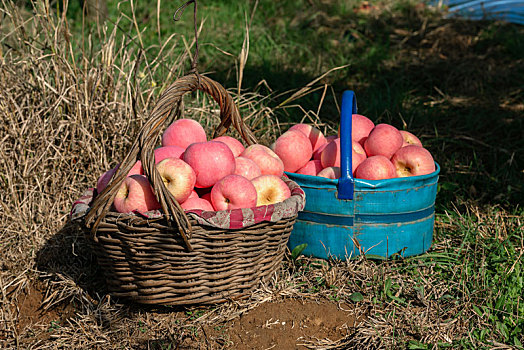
338,90,357,200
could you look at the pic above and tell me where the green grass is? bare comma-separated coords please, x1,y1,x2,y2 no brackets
62,0,523,206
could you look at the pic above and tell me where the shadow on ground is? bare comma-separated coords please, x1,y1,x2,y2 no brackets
35,222,107,300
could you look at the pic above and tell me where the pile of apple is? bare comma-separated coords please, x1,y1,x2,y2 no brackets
96,119,293,214
272,114,436,180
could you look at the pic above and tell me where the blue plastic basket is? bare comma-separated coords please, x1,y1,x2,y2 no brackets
286,91,440,260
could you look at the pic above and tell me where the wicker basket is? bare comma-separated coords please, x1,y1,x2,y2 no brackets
74,73,305,306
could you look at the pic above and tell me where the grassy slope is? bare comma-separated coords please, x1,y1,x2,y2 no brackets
1,0,523,348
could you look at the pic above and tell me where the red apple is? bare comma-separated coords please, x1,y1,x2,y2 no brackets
320,139,366,174
241,144,285,177
273,130,313,172
352,141,367,174
391,145,435,177
321,138,341,168
181,197,214,211
183,141,236,188
161,118,207,149
113,175,161,213
317,166,341,179
251,175,291,206
289,123,327,153
187,190,199,200
338,114,375,145
364,124,403,159
201,192,212,203
154,146,185,164
354,155,397,180
400,130,423,147
96,167,118,193
234,156,262,180
156,158,197,203
212,136,245,157
97,162,143,193
296,160,323,176
211,175,258,211
313,142,329,160
128,160,144,176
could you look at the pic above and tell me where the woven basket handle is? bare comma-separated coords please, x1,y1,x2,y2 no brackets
84,73,258,251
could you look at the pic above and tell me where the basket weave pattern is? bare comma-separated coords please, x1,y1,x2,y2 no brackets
88,214,295,305
77,74,303,305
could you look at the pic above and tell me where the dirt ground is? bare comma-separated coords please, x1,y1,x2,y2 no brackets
13,282,358,349
204,299,355,349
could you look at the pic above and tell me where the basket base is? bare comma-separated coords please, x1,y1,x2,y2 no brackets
288,213,434,260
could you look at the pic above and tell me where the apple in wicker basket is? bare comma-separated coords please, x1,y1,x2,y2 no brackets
156,157,197,203
113,175,161,213
188,190,199,200
183,141,236,188
391,145,435,177
211,174,258,210
96,160,145,193
234,156,262,180
201,191,212,203
153,145,185,163
96,167,118,193
251,175,291,206
162,118,207,149
181,197,214,211
241,144,285,177
212,135,245,157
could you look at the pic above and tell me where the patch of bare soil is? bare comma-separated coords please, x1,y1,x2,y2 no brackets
13,281,75,342
207,299,356,349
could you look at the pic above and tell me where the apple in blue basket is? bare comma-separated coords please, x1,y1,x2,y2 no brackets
273,129,313,172
338,114,375,146
400,130,423,148
364,124,403,159
296,160,323,176
317,166,341,179
289,123,327,153
354,155,397,180
391,145,435,177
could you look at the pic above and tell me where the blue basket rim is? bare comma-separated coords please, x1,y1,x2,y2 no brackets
286,162,440,188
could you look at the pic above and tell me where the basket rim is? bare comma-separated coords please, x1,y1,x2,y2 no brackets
71,176,305,230
285,162,440,190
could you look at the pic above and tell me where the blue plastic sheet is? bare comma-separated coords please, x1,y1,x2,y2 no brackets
436,0,524,25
